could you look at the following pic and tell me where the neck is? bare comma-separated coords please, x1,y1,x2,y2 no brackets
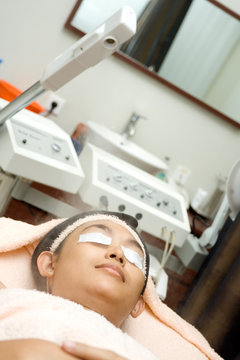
83,300,125,327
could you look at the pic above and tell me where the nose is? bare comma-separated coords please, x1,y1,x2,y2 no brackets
105,245,126,265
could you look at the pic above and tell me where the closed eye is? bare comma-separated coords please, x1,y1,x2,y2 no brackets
121,246,144,272
124,239,144,257
78,232,112,245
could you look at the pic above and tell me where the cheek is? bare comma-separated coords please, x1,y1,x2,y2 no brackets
51,257,92,300
126,265,145,293
53,245,101,285
51,259,78,292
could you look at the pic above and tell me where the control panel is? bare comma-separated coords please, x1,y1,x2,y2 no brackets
98,160,184,222
0,98,84,193
12,119,75,166
79,144,190,247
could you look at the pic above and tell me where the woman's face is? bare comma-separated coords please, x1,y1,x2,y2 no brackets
38,219,146,326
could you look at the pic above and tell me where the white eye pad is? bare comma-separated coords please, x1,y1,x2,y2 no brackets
78,232,112,245
121,246,144,272
78,232,144,273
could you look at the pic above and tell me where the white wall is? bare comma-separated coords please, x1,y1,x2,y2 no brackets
214,0,240,15
0,0,239,203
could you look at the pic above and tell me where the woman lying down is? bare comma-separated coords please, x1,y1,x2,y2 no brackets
0,211,158,360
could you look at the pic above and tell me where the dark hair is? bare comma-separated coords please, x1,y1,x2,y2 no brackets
31,210,149,294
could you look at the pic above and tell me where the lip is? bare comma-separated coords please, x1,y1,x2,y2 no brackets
95,264,125,282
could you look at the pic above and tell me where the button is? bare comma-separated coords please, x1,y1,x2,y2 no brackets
163,200,169,206
22,139,27,144
136,213,142,220
118,204,126,212
156,202,161,207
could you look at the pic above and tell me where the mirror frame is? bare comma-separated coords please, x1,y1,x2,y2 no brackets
65,0,240,128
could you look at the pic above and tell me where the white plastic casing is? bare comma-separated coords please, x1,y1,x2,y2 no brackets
175,234,208,271
0,98,84,193
41,6,137,91
79,144,190,247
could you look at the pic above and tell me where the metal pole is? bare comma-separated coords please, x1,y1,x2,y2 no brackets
0,81,46,126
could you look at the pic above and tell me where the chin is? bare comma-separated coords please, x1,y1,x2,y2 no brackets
93,279,123,301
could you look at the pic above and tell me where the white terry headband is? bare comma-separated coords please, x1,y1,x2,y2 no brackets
49,214,148,279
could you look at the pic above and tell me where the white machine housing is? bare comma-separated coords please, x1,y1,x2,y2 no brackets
0,98,84,193
79,144,190,247
41,6,136,91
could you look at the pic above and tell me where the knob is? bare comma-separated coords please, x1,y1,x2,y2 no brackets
113,174,122,183
130,183,138,191
51,143,61,152
135,213,143,220
145,189,153,198
163,200,169,206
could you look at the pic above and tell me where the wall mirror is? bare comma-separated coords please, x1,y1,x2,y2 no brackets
65,0,240,127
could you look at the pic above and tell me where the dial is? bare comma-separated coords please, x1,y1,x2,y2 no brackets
51,143,61,153
130,183,138,191
113,174,122,182
145,189,153,198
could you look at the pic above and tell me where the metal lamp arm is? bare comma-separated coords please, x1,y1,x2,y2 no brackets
0,6,136,127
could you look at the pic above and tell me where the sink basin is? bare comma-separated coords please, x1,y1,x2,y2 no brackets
86,121,168,174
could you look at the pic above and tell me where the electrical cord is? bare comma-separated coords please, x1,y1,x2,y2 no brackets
156,229,176,282
43,101,58,117
48,101,58,115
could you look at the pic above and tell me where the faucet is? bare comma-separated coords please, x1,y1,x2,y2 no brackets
121,112,147,139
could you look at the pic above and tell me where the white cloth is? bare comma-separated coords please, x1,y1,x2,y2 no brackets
0,288,158,360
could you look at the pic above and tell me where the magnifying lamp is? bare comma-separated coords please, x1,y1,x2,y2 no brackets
0,6,136,126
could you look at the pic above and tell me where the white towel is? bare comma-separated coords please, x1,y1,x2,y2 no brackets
0,216,223,359
0,288,158,360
